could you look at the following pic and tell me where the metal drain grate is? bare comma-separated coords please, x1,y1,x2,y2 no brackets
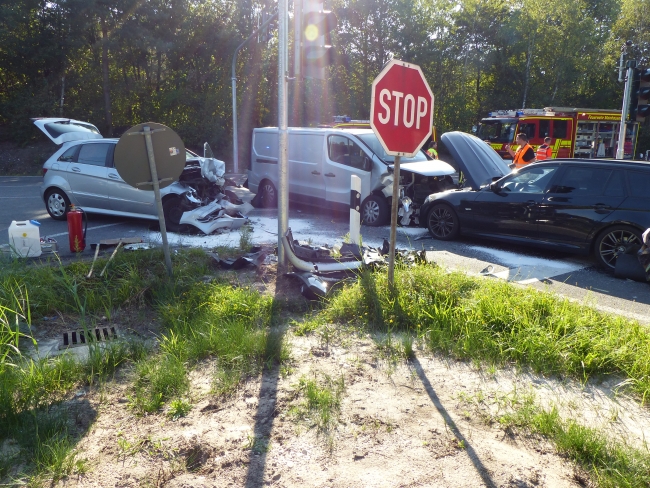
59,326,118,349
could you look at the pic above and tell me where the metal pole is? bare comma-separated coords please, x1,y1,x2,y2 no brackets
278,0,289,268
387,156,400,285
231,13,279,174
617,62,636,160
143,126,173,277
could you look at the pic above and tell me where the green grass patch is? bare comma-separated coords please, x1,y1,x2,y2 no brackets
489,392,650,487
319,265,650,402
290,373,345,433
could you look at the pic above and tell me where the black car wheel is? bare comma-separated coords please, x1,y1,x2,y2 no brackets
361,195,389,226
595,225,642,270
259,180,277,208
163,196,183,232
426,203,459,240
45,188,70,221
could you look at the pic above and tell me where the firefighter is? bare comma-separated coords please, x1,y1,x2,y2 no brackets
426,141,439,159
505,133,535,169
536,137,553,161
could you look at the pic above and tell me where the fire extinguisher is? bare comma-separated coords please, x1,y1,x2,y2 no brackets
67,205,87,252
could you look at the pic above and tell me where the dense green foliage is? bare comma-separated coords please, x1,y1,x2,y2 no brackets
1,0,649,163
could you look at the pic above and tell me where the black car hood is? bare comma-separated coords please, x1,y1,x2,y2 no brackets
441,131,511,190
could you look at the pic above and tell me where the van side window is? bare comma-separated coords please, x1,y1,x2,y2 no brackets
552,120,568,139
518,123,536,139
539,120,550,138
328,136,368,170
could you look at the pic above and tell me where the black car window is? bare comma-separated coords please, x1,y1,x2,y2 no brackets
551,167,611,195
627,170,650,198
57,145,79,162
77,143,110,167
604,170,626,197
501,166,558,193
328,135,369,170
552,120,568,139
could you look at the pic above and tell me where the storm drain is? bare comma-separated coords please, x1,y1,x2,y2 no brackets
59,327,118,350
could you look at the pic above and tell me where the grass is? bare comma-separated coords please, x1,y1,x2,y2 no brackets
459,389,650,488
290,373,345,434
317,265,650,402
0,248,287,484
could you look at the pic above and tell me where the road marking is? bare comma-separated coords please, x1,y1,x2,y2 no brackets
46,222,127,238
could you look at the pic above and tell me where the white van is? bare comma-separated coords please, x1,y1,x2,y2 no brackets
248,127,456,225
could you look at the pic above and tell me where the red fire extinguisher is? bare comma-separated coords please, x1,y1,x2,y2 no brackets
67,205,87,252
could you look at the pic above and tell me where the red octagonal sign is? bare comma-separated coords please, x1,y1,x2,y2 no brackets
370,59,434,157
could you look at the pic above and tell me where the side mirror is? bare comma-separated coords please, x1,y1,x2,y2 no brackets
490,181,501,192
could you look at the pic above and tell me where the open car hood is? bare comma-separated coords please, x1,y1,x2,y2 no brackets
32,118,103,145
441,131,511,189
399,160,455,177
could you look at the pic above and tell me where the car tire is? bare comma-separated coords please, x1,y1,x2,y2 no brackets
259,180,277,208
361,195,389,226
45,188,70,221
163,196,183,232
594,225,643,271
426,203,460,240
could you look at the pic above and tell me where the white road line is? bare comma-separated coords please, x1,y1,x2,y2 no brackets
47,222,127,238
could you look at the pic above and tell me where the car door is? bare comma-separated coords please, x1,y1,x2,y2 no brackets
471,165,559,240
537,166,627,249
64,142,112,209
107,144,156,215
324,135,372,206
288,133,325,203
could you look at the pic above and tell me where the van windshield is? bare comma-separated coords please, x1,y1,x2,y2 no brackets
356,133,429,164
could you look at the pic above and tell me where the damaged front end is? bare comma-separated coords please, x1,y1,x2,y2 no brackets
169,147,254,234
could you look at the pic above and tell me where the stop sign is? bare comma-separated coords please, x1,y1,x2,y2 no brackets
370,59,434,157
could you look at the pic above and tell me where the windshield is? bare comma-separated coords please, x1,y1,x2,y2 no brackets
477,120,517,143
356,133,429,164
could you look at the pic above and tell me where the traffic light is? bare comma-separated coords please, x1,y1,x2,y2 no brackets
631,67,650,122
301,0,337,79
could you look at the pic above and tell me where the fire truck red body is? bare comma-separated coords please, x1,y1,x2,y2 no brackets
477,107,639,160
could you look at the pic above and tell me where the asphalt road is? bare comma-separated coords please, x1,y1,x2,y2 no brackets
1,175,648,323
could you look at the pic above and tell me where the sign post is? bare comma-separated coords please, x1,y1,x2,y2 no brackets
114,122,186,278
369,59,434,285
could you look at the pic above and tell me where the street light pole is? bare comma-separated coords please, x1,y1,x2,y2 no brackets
277,0,289,267
617,60,636,160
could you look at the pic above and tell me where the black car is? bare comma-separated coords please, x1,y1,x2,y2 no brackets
420,131,650,270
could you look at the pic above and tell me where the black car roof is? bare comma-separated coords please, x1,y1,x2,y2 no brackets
536,159,650,170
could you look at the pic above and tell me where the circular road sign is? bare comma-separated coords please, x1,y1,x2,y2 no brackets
370,59,434,157
114,122,185,190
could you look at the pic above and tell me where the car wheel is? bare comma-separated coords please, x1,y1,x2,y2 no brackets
45,188,70,221
259,180,277,208
361,195,389,226
595,225,642,270
426,203,460,240
162,197,183,232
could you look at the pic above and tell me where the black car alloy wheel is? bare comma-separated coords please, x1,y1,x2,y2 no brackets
427,203,459,240
596,226,642,270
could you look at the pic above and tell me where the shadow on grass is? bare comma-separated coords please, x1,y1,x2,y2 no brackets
411,355,497,488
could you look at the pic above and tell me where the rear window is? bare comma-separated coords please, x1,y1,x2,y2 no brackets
254,132,276,158
43,121,101,139
627,170,650,198
288,134,323,164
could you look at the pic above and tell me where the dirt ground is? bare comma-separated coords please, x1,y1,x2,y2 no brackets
35,322,647,488
9,261,650,487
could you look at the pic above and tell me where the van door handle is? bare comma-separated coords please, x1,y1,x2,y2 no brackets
324,173,335,177
311,171,321,175
108,173,120,179
71,166,81,173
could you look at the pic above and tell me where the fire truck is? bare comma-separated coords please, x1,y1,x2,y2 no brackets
477,107,639,160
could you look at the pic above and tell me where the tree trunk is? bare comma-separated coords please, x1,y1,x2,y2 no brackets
521,32,535,109
101,16,113,136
